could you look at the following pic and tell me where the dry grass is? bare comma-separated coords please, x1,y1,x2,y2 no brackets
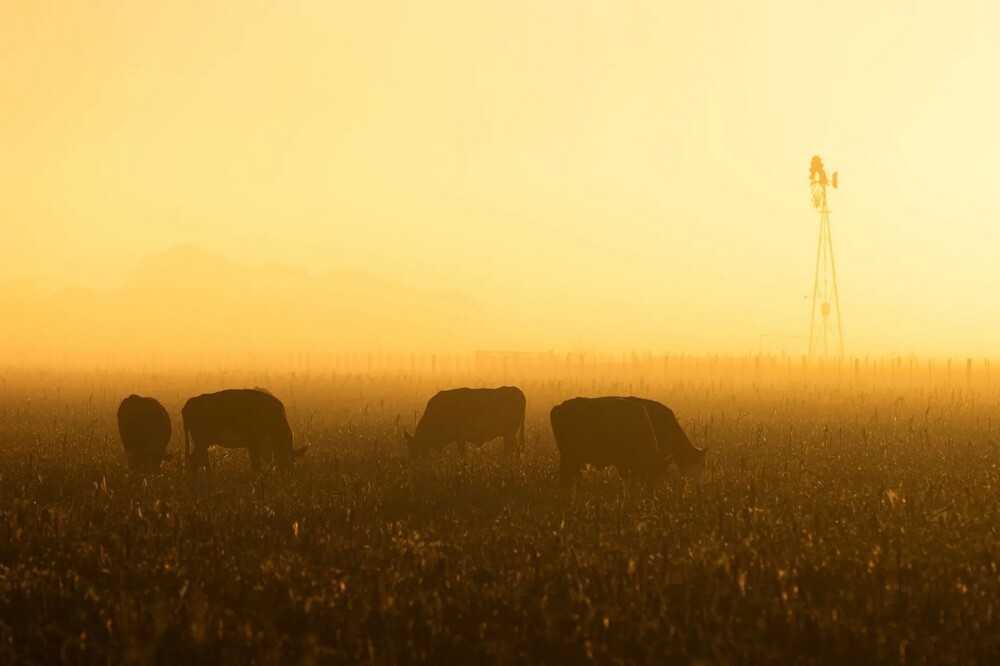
0,370,998,663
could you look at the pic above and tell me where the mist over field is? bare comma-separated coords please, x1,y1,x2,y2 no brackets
0,245,481,363
5,4,1000,357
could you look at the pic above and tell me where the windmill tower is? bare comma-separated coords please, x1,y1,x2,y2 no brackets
808,155,844,357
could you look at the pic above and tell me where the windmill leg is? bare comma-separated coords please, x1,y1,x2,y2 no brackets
826,207,845,356
809,209,824,356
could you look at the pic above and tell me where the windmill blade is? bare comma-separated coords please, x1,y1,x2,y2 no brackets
831,172,838,189
811,185,823,210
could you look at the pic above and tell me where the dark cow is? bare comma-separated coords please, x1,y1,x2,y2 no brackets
550,397,663,483
117,394,172,472
182,388,308,472
626,397,706,478
404,386,526,456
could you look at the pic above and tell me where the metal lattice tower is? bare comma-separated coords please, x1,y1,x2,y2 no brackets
808,155,844,357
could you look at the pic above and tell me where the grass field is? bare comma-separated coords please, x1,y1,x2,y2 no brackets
0,368,998,663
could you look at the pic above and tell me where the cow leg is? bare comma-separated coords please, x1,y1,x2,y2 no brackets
559,456,581,485
259,440,281,471
264,446,279,471
248,446,262,473
502,435,516,456
188,445,209,473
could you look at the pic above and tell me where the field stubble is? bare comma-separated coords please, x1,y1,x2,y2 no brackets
0,370,998,664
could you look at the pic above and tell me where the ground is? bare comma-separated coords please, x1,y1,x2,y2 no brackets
0,369,997,663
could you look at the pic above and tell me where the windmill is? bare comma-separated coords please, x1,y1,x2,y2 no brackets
808,155,844,357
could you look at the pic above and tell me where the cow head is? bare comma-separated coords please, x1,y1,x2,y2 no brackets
663,447,707,479
680,447,707,479
403,430,430,457
277,446,310,470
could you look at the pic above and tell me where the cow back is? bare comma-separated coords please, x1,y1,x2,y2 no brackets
117,395,171,470
415,386,525,446
550,397,661,478
182,388,293,451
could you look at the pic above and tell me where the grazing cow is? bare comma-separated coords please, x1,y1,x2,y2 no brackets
182,388,308,472
404,386,526,456
117,395,173,472
550,397,663,483
626,397,705,478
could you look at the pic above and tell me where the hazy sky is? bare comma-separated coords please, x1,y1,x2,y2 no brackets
3,1,999,357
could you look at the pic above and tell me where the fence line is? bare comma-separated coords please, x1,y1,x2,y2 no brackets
2,350,996,390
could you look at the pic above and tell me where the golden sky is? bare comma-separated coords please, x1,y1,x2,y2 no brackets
2,1,999,358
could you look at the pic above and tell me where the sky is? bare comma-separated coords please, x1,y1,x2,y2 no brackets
2,1,999,359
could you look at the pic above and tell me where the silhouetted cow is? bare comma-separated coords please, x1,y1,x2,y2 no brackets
550,397,663,483
626,397,705,478
182,388,307,472
405,386,526,456
117,395,173,472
